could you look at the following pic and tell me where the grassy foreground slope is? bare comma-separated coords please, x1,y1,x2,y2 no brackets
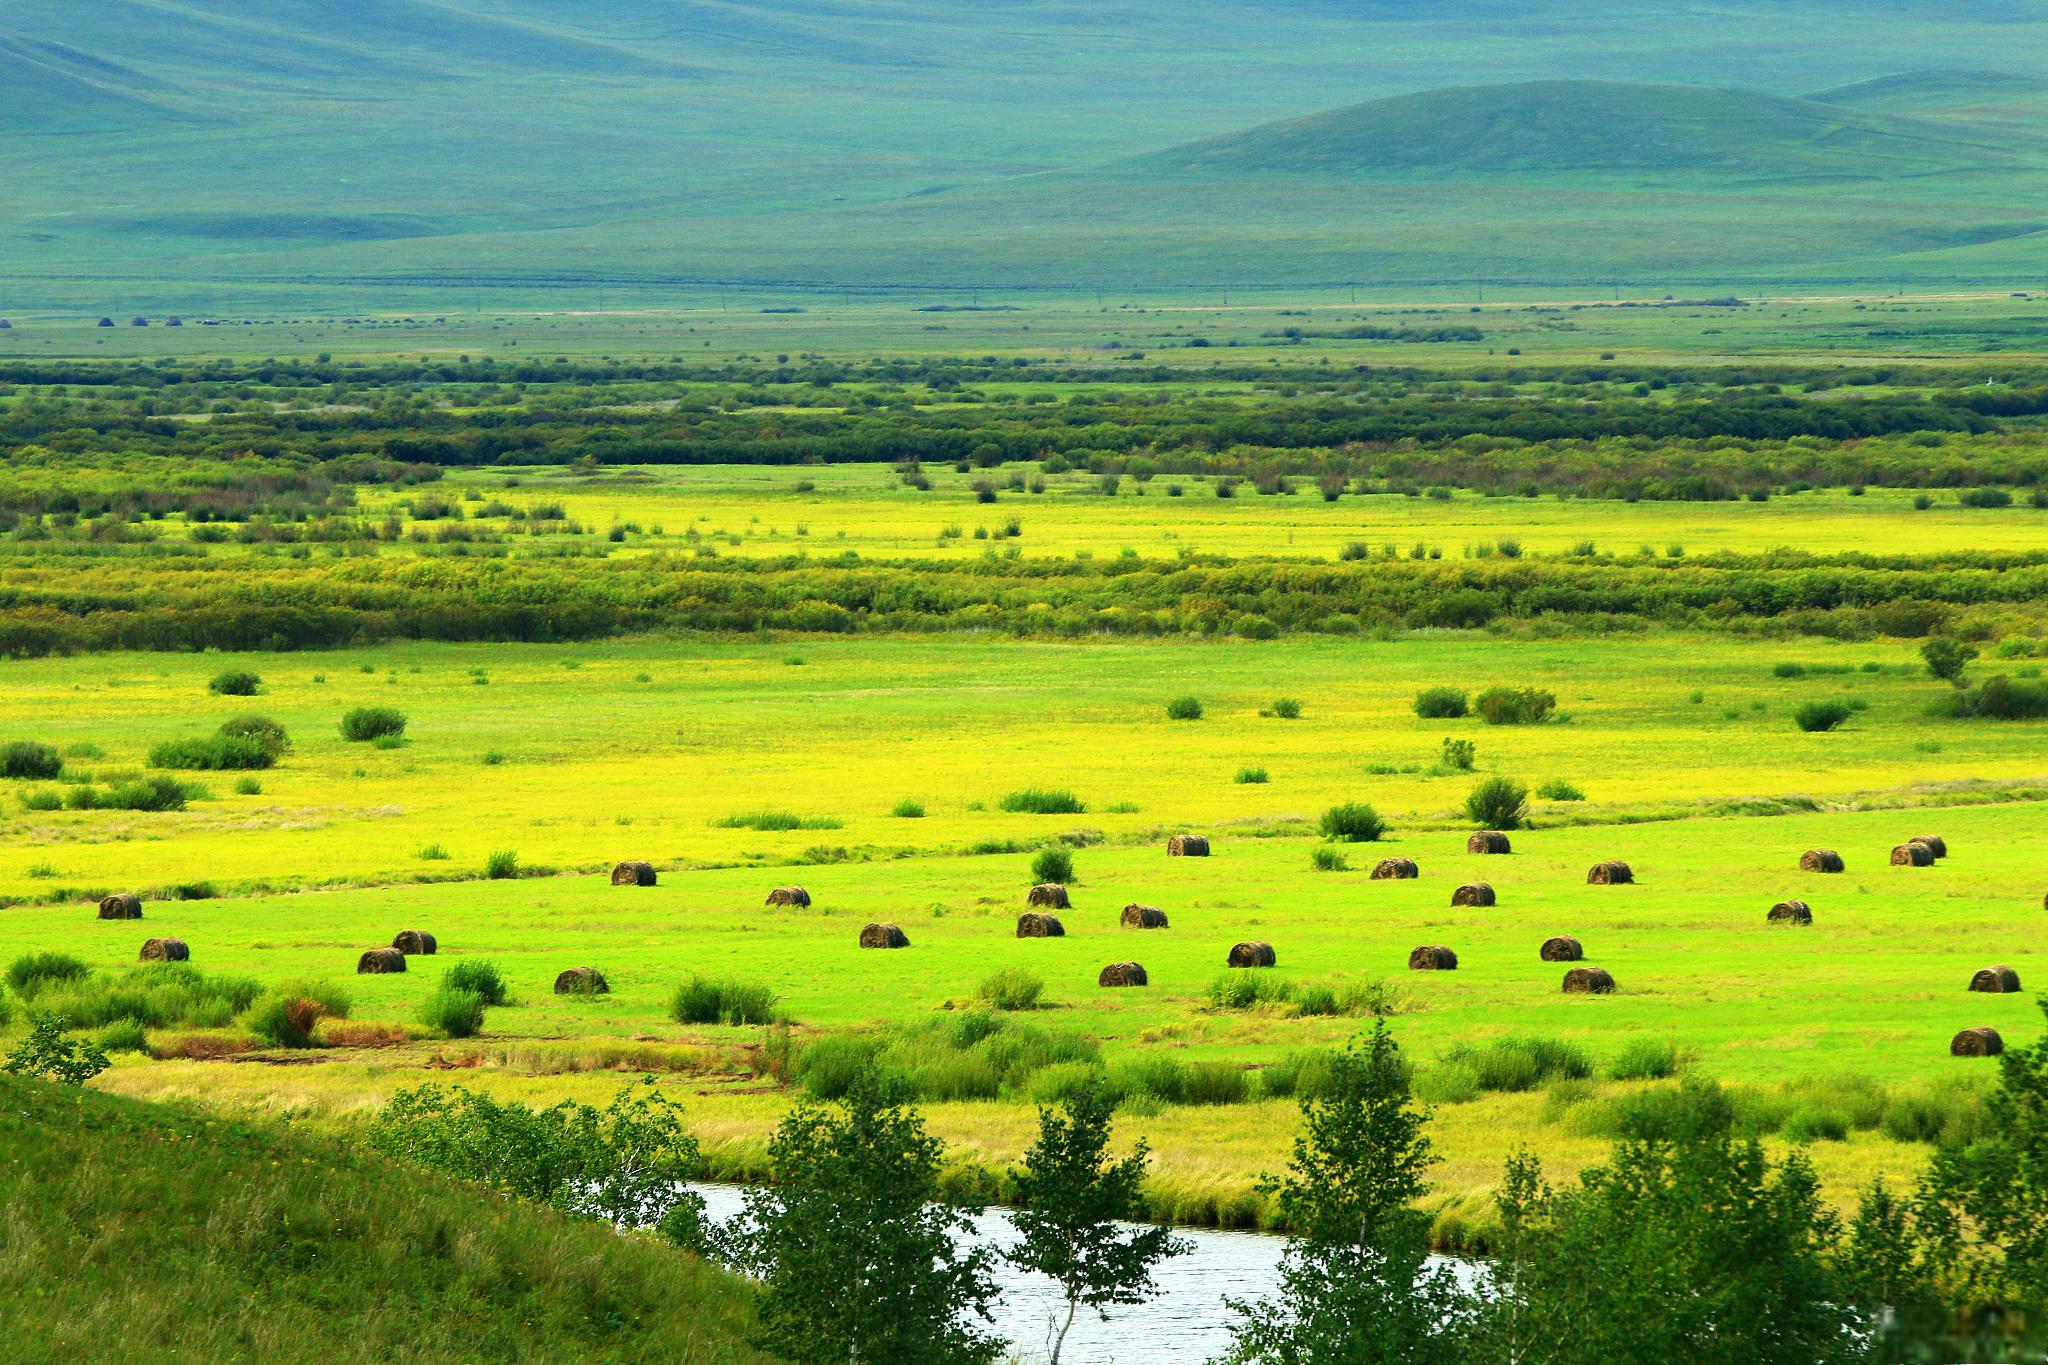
0,1073,765,1365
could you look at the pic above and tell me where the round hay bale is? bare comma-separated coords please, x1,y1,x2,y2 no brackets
1799,849,1845,874
1027,883,1071,910
1952,1027,2005,1057
859,923,909,950
1408,945,1458,971
1970,965,2022,994
1891,842,1934,867
1767,901,1813,926
1120,903,1170,929
392,930,438,955
554,966,610,994
1539,935,1583,962
1098,961,1148,987
765,886,812,908
139,937,188,963
1168,835,1211,857
1586,861,1634,885
98,893,143,920
610,860,657,887
1370,857,1419,881
1226,941,1277,969
1467,831,1512,855
1911,836,1948,860
1562,966,1616,994
1451,882,1496,908
1016,912,1065,939
356,947,406,975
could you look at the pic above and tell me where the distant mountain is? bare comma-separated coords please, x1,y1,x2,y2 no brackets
1808,69,2048,111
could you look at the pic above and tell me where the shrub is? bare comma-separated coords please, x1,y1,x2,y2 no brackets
340,707,407,742
1165,696,1204,721
1318,802,1386,843
216,715,291,759
1960,487,2014,509
1439,738,1476,771
208,670,260,696
1205,973,1294,1012
444,960,510,1006
0,742,62,780
148,734,276,771
1780,1106,1850,1143
1771,662,1806,679
90,776,192,811
1268,697,1302,719
6,951,89,997
1949,675,2048,720
246,992,326,1049
1607,1037,1684,1081
27,963,261,1030
669,975,778,1026
1413,687,1469,720
2,1017,109,1085
1475,687,1557,726
97,1018,149,1053
1000,788,1085,815
485,849,520,880
715,809,843,831
418,986,486,1038
1442,1036,1592,1093
975,968,1044,1012
20,788,61,811
891,798,926,818
1793,700,1852,732
1235,765,1269,784
1536,779,1585,801
1465,776,1530,831
1310,846,1349,872
1030,847,1074,884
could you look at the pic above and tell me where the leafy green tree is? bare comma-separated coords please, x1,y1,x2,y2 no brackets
734,1076,1000,1365
1009,1086,1189,1364
3,1015,109,1085
1921,637,1978,686
1218,1022,1471,1364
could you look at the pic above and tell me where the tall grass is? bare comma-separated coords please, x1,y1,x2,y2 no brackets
998,788,1086,814
714,810,844,831
668,975,778,1026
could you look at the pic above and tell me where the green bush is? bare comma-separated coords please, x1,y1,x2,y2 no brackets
148,734,276,771
20,788,61,811
1030,847,1073,884
999,788,1085,815
443,960,510,1006
715,810,843,831
234,776,263,795
208,670,261,696
668,975,777,1026
1165,696,1204,721
1465,775,1529,830
216,715,291,759
1235,765,1269,784
1607,1037,1683,1080
1772,662,1806,678
1309,845,1349,872
28,963,262,1030
1536,779,1585,801
1475,687,1557,726
1948,675,2048,720
0,742,62,781
1318,801,1386,842
974,967,1044,1012
79,775,196,811
340,707,408,742
1413,687,1469,719
1439,737,1476,771
1441,1036,1592,1093
1268,697,1302,719
418,986,486,1038
484,849,519,880
6,951,90,997
97,1018,149,1053
1794,700,1852,732
1206,972,1295,1012
1780,1106,1849,1143
891,798,926,818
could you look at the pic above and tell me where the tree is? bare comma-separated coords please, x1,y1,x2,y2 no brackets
1009,1087,1189,1365
1921,637,1978,687
1217,1022,1471,1364
733,1076,1001,1365
3,1016,109,1086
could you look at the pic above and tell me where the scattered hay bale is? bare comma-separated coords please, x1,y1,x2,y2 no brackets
140,937,188,963
1451,882,1496,907
1016,912,1066,938
1467,831,1512,855
1586,861,1634,885
765,886,812,908
1168,835,1211,857
859,923,910,950
1540,935,1583,962
1098,961,1148,987
1911,836,1948,860
609,861,657,887
1768,901,1813,926
1121,903,1170,929
554,966,610,994
1970,965,2022,994
1562,967,1617,994
392,930,438,955
1799,850,1845,874
1027,883,1071,909
1227,941,1277,968
1370,857,1419,881
1408,945,1458,971
1891,842,1935,867
97,893,143,920
356,947,406,975
1952,1027,2005,1057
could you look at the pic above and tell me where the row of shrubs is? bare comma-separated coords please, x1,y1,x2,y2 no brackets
1414,685,1559,725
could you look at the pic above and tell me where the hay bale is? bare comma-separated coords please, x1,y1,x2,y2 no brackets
1586,861,1634,885
1121,903,1170,929
1451,882,1496,907
1027,883,1071,909
1016,912,1066,939
1370,857,1419,881
140,937,189,963
1098,961,1148,987
1891,842,1934,867
1952,1027,2005,1057
610,861,657,887
1540,935,1583,962
554,966,610,994
1562,967,1616,994
1168,834,1211,857
1467,831,1512,855
765,886,812,908
97,893,143,920
392,930,438,955
1911,836,1948,860
1970,965,2022,994
859,923,910,950
1408,945,1458,971
1227,941,1277,969
1768,901,1813,926
1799,849,1845,874
356,947,406,974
